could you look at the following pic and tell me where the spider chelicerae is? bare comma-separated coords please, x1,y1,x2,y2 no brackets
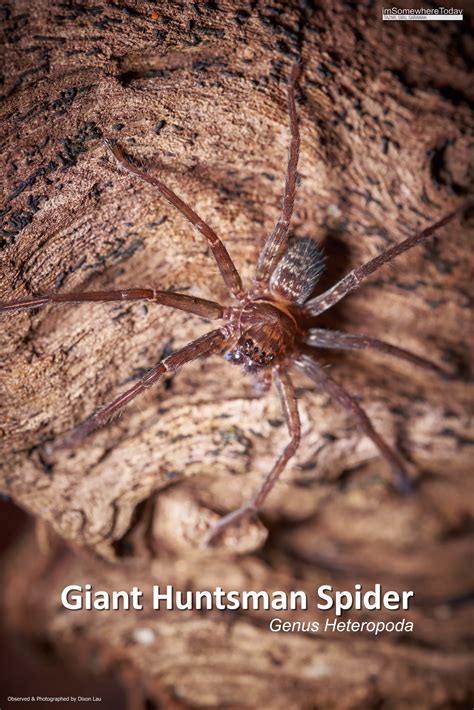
1,62,470,546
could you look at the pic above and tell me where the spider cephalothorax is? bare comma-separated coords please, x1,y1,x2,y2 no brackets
224,300,300,372
1,62,471,546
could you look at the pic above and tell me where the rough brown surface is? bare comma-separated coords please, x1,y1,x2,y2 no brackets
1,0,473,707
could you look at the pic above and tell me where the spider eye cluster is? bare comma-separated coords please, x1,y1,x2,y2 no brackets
242,338,274,366
224,337,275,369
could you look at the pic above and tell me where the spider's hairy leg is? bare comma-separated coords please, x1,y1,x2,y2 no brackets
48,329,227,451
104,139,244,300
304,197,474,317
296,353,412,493
306,328,459,381
204,365,300,546
0,289,225,319
254,61,301,290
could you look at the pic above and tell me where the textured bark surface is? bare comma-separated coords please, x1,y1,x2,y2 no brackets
1,0,473,707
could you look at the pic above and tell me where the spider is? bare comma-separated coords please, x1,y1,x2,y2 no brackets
1,62,470,547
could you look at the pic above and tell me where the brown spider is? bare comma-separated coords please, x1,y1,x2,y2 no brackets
1,63,471,546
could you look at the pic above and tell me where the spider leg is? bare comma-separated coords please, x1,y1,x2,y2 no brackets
296,353,412,493
0,288,224,319
105,140,244,300
306,328,457,380
304,197,473,317
254,61,301,289
48,328,227,450
204,365,301,546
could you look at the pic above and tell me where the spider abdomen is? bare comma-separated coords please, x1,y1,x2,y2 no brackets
270,237,325,304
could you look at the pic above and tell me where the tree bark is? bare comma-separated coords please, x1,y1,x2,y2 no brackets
1,1,473,707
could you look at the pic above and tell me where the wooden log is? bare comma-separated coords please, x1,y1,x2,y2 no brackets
1,1,473,706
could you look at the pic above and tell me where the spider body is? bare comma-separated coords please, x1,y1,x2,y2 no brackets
224,299,298,371
1,62,470,546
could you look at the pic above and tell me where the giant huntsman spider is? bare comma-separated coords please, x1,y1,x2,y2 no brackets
2,63,471,546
